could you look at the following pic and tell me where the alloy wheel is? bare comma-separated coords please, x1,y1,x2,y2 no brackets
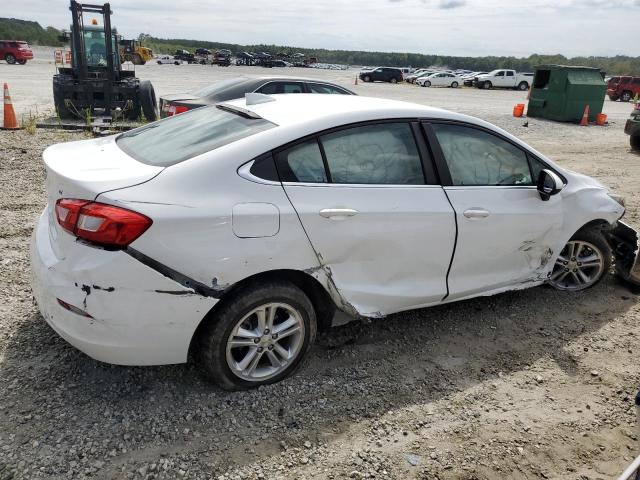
548,240,604,291
225,302,305,382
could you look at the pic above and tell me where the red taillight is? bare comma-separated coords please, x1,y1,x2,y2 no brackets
166,105,189,117
55,199,152,248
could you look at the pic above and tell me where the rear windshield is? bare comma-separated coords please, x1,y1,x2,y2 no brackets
117,106,275,167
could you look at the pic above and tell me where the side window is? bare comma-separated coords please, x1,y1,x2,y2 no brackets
248,153,279,181
258,82,303,94
506,71,514,77
275,140,327,183
431,124,533,186
320,123,424,185
496,71,504,77
307,83,349,94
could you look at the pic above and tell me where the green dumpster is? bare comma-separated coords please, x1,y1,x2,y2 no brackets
527,65,606,122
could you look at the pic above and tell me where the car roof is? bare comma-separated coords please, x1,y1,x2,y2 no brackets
221,94,467,129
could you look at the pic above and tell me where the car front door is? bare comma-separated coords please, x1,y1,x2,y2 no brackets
276,121,456,316
424,121,565,300
493,70,506,87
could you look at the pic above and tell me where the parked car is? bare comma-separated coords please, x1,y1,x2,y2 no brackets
607,76,640,102
359,67,403,83
159,76,355,117
475,69,533,90
463,72,488,87
0,40,34,64
408,70,437,84
174,49,195,63
417,72,462,88
625,101,640,150
405,69,430,83
32,94,640,389
156,55,181,65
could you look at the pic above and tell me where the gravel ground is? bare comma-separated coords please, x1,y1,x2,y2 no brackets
1,60,640,479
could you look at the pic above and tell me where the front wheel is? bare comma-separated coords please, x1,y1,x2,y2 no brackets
196,282,317,390
631,135,640,151
422,81,431,87
5,53,16,64
548,229,611,291
17,59,27,65
363,75,371,82
483,81,492,90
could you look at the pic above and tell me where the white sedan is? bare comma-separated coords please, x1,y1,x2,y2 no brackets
31,94,640,389
417,72,462,88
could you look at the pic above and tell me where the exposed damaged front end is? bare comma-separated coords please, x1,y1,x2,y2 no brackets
608,221,640,285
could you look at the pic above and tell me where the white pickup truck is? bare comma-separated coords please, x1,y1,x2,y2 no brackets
474,69,533,91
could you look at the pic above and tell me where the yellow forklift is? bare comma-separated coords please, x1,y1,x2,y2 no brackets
119,39,153,65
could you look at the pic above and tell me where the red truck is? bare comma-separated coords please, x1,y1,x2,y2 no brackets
607,76,640,102
0,40,34,65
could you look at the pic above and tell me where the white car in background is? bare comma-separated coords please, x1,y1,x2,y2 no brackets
31,94,640,390
417,72,462,88
156,55,181,65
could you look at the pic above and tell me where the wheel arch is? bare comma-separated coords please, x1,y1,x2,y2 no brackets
188,268,337,357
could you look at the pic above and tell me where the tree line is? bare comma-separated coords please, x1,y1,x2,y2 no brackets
2,17,640,75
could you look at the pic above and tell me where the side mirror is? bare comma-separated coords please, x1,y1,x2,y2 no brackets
537,169,563,201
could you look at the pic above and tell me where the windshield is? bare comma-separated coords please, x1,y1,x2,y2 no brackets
117,106,275,167
81,29,116,67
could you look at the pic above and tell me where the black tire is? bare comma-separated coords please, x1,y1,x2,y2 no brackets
631,135,640,151
390,77,398,84
621,91,633,102
17,59,27,65
549,228,611,291
174,61,180,65
120,77,141,121
518,81,529,91
451,81,459,88
609,95,619,101
364,75,371,82
138,80,158,122
52,74,73,119
423,80,431,87
5,53,16,64
132,53,144,65
483,81,492,90
196,281,317,390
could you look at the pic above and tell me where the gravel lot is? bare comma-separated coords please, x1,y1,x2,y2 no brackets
1,50,640,479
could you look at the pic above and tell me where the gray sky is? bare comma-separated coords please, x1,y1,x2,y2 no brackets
9,0,640,57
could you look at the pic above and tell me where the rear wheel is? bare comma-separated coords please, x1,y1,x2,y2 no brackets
518,81,529,91
196,282,317,390
548,229,611,291
631,135,640,151
5,53,16,64
451,81,459,88
621,91,633,102
139,80,158,121
390,77,398,84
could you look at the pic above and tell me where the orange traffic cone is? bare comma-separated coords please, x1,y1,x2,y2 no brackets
579,104,590,126
2,83,19,130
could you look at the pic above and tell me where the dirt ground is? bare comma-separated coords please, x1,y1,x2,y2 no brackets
1,56,640,480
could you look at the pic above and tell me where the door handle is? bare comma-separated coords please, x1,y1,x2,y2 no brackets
319,208,359,220
463,208,490,219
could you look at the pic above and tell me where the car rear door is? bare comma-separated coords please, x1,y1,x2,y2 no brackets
424,121,564,300
277,121,456,316
505,70,516,87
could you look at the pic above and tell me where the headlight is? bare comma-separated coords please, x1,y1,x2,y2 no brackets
608,193,626,208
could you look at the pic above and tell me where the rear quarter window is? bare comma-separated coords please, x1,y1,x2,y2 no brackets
117,106,275,167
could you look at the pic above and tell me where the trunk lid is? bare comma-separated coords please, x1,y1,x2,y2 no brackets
42,135,163,256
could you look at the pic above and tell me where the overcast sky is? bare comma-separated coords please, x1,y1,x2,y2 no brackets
9,0,640,58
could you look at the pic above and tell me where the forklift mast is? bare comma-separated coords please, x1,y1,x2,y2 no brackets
69,0,116,114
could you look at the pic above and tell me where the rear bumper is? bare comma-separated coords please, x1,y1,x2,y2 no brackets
30,207,217,365
609,221,640,285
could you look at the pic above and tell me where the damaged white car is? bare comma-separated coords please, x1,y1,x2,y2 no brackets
31,94,640,389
